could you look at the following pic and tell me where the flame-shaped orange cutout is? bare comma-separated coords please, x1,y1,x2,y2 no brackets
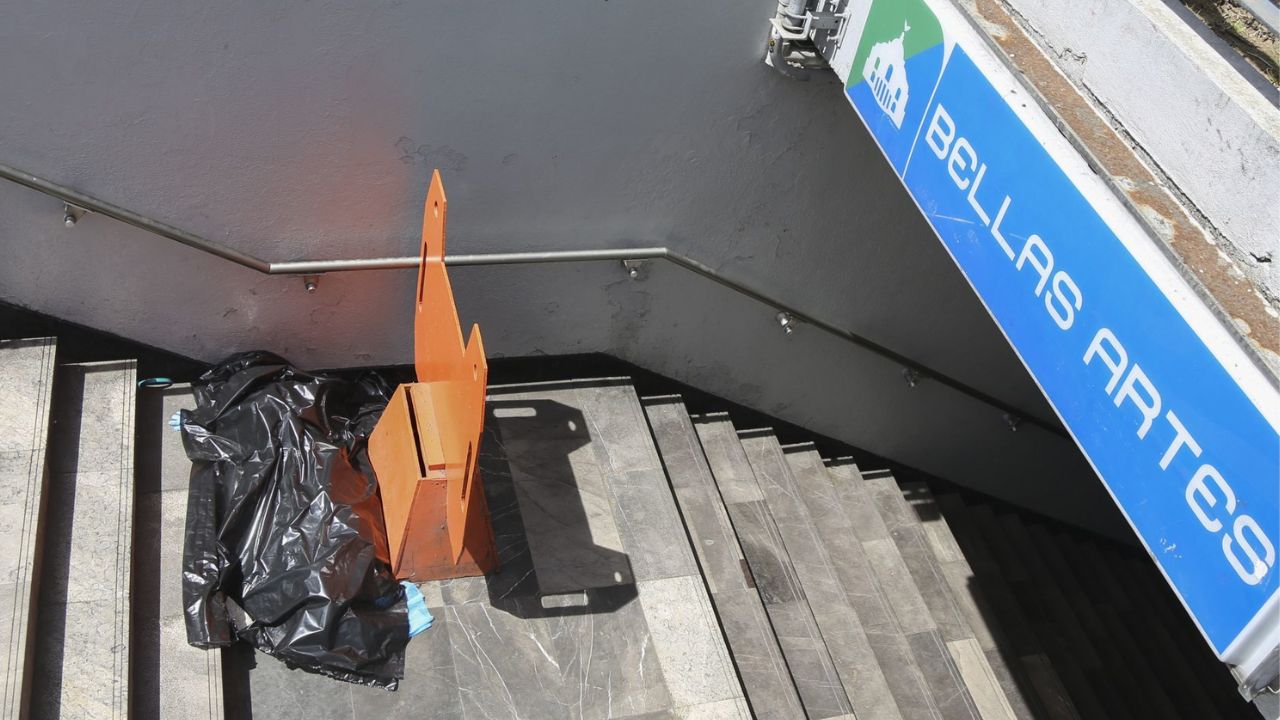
369,170,497,581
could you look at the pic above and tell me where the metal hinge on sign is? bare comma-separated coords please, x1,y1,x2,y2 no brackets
765,3,848,78
768,10,844,41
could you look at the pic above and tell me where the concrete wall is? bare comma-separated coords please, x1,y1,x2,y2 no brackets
0,0,1130,535
1002,0,1280,309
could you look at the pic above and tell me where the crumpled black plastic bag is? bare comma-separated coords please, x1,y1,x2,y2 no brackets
180,351,409,689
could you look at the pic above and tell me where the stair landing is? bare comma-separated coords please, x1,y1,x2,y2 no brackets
235,379,748,720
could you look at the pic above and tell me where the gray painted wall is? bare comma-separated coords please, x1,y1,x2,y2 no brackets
0,0,1128,535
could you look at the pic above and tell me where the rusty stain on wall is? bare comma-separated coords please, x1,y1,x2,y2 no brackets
969,0,1280,372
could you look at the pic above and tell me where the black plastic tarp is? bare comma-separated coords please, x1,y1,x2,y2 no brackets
180,351,409,689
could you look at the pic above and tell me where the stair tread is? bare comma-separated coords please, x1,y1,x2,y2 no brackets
1018,654,1083,720
966,505,1113,720
1047,528,1221,720
0,338,57,719
244,379,747,718
642,397,805,720
899,481,1038,720
32,360,135,720
827,464,980,720
931,493,1082,720
827,465,933,634
994,512,1143,720
489,381,745,714
139,385,223,719
741,436,902,720
693,416,854,720
930,496,1039,656
1087,539,1250,717
784,448,941,720
1022,521,1183,720
861,473,1013,720
864,476,971,643
1097,545,1252,715
497,380,706,590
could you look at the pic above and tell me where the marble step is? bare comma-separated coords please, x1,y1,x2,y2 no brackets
785,449,945,720
1021,521,1182,720
640,397,805,720
1046,529,1219,720
965,504,1111,720
739,435,901,720
31,361,136,719
245,379,747,712
129,384,223,719
1097,544,1252,717
1096,540,1255,719
930,494,1081,720
994,512,1139,719
241,378,749,720
826,461,981,720
692,414,854,720
0,338,57,719
861,473,1011,720
897,482,1038,720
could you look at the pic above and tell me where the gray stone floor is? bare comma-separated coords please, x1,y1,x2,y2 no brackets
0,338,56,720
743,434,901,720
31,362,135,720
864,474,1010,720
692,416,852,720
782,448,938,720
129,385,223,720
642,398,803,720
236,380,747,720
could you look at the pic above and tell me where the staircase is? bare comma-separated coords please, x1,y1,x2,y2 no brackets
0,338,223,720
0,336,1263,718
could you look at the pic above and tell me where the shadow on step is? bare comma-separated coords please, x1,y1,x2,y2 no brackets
477,398,638,619
217,392,648,716
900,483,1256,720
899,482,1069,720
129,388,163,720
27,365,84,720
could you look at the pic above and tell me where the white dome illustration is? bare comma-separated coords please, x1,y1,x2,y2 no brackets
862,22,911,129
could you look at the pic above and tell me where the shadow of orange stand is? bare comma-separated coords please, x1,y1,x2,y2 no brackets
368,169,498,581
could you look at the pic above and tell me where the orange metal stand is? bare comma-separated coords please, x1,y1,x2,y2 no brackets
368,170,498,581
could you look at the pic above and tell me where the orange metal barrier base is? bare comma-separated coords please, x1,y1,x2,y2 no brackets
367,170,498,582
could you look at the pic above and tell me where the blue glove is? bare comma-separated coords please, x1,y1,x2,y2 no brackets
401,581,434,637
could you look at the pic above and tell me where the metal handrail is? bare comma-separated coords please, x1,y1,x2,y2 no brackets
0,161,1065,436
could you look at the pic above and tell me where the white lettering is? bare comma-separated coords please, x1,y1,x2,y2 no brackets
926,105,955,159
1159,411,1201,470
1186,464,1236,533
948,138,977,190
1047,271,1081,330
966,163,992,225
1114,364,1161,439
927,93,1271,591
1016,235,1053,296
1224,515,1276,586
990,196,1015,260
1084,328,1127,394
